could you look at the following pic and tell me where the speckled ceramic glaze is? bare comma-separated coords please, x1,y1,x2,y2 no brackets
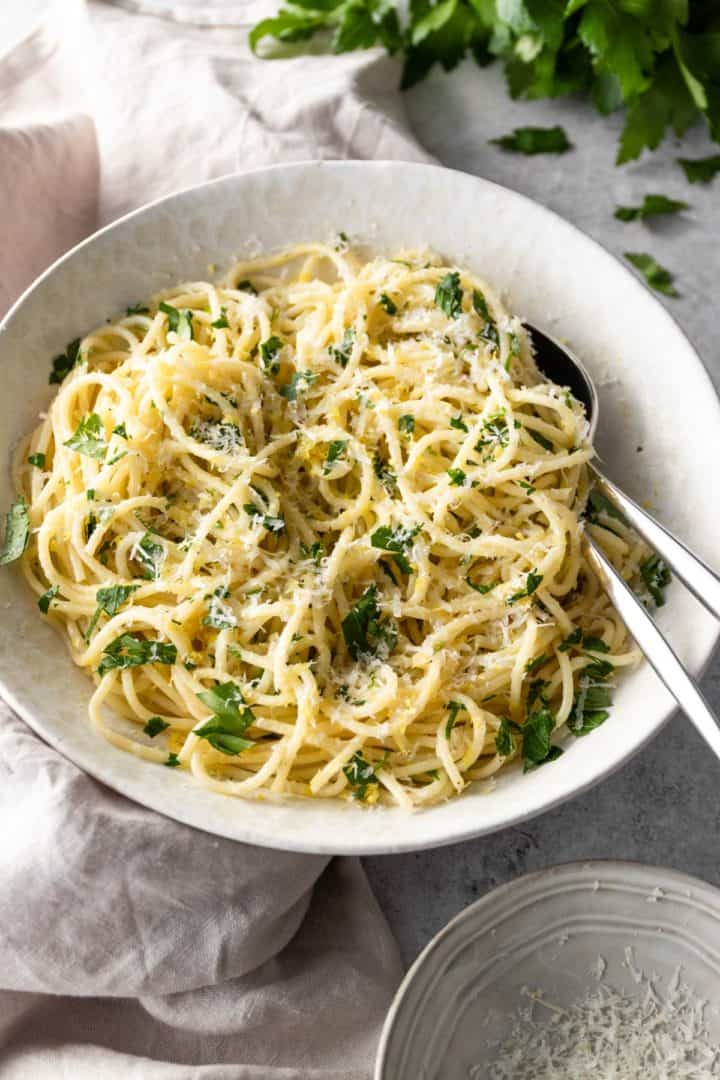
1,162,718,854
375,861,720,1078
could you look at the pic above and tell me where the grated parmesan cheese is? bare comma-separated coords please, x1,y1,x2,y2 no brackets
477,962,719,1080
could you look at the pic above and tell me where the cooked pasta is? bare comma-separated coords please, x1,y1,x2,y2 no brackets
11,241,649,807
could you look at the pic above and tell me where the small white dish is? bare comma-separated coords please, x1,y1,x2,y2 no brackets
375,861,720,1079
1,161,719,854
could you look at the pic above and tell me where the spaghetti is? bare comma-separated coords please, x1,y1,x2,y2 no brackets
12,242,647,807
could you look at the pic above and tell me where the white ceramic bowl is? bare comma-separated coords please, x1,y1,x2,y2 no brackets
375,861,720,1079
1,161,718,854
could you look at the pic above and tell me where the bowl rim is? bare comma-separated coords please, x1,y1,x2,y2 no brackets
373,858,720,1078
1,158,719,855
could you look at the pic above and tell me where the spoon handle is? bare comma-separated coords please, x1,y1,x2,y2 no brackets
583,533,720,759
591,463,720,622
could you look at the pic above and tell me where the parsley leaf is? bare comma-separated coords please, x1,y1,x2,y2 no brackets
324,439,348,474
525,652,549,675
28,453,46,468
165,752,181,768
143,716,170,737
379,292,397,315
640,553,672,608
517,480,535,495
38,584,60,614
133,531,164,580
0,497,30,565
212,307,230,329
98,633,177,676
260,335,283,374
476,414,510,452
495,717,517,758
625,252,679,297
559,627,583,652
195,681,255,755
508,569,543,605
191,419,243,452
447,467,467,486
445,700,466,737
202,587,237,630
85,583,139,641
280,370,317,400
244,503,285,532
466,576,495,595
678,154,720,184
49,338,82,384
567,674,612,737
300,540,324,563
521,705,561,771
373,454,398,495
341,584,396,661
435,271,463,319
126,303,149,316
614,193,688,221
398,414,415,435
527,427,553,452
343,750,385,800
491,126,572,155
159,301,194,339
450,414,468,433
64,413,107,460
587,489,628,527
329,328,356,368
370,523,419,575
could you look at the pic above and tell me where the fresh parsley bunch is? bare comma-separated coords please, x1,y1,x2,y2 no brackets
251,0,720,164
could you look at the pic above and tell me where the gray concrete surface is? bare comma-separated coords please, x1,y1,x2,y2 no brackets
365,59,720,967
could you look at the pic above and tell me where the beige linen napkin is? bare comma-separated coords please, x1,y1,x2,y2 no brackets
0,1,431,1073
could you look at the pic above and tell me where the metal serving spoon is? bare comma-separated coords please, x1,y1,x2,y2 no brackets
527,324,720,758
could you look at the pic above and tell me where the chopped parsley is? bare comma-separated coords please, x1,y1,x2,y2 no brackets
450,414,468,433
260,335,283,374
191,419,243,452
584,655,615,681
238,279,258,294
38,584,60,614
473,290,499,349
280,370,317,400
64,413,107,460
586,489,627,527
558,627,582,652
133,531,165,580
85,583,139,641
495,717,516,758
164,752,181,767
525,652,549,675
614,193,688,222
379,292,397,315
329,327,356,368
343,751,384,800
143,716,170,737
244,503,285,532
640,553,672,608
520,705,561,771
202,586,237,630
466,576,496,595
112,423,128,439
370,523,419,575
324,439,348,474
517,480,535,495
491,126,572,155
195,680,256,755
447,467,467,486
373,454,398,495
212,307,230,329
159,301,194,339
28,453,46,468
445,700,466,737
126,303,149,316
475,414,509,452
527,427,554,452
507,569,543,605
300,540,324,563
625,252,678,297
0,497,30,565
398,414,415,436
435,271,463,319
567,675,613,737
341,584,397,661
49,338,82,384
98,633,177,676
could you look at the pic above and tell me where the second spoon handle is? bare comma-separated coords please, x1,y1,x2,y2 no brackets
583,533,720,760
591,463,720,622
